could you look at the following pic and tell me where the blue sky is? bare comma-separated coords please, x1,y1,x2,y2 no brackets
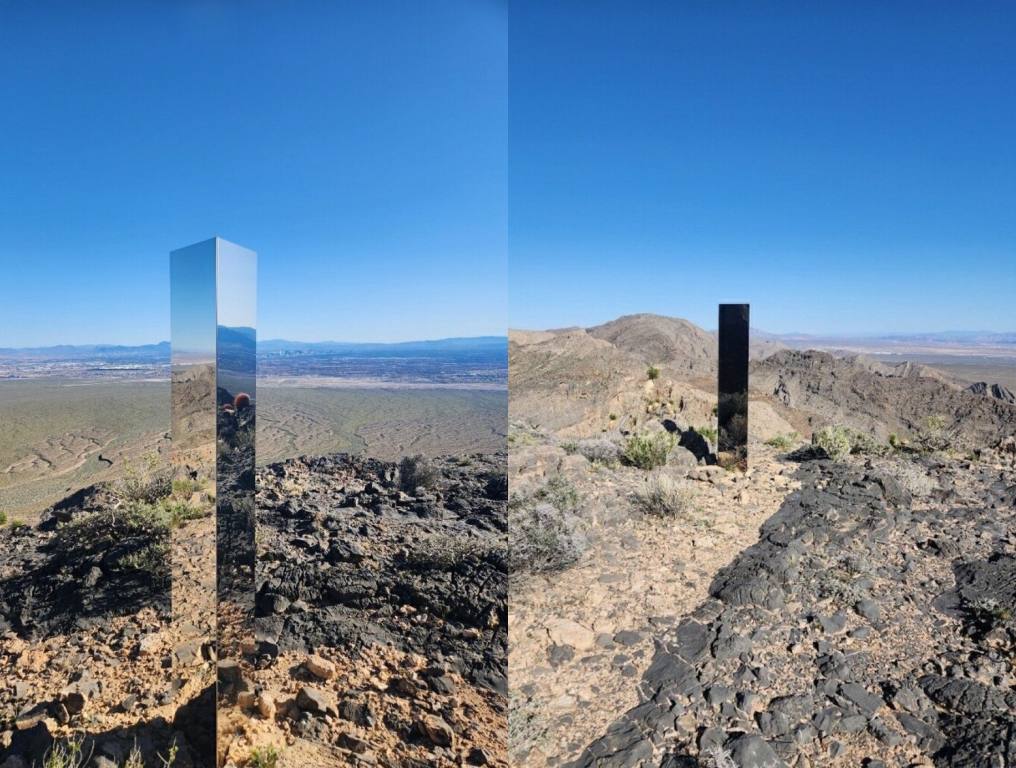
0,0,506,346
510,2,1016,334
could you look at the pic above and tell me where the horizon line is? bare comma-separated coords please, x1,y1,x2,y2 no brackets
0,334,510,351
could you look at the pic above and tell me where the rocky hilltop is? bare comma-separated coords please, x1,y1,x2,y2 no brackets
0,451,507,768
508,313,1016,768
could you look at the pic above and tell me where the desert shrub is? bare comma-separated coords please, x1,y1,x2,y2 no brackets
0,510,6,526
249,746,280,768
117,452,172,504
9,519,27,530
622,432,675,470
694,425,718,444
812,426,886,460
813,426,853,459
765,433,797,450
560,441,579,454
914,414,952,453
646,365,660,381
576,437,621,465
163,499,209,527
399,454,440,493
508,501,586,574
608,413,618,421
172,477,204,496
632,474,695,518
531,476,580,512
54,502,172,584
41,734,90,768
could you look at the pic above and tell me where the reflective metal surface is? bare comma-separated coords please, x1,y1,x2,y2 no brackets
717,303,749,471
170,238,256,767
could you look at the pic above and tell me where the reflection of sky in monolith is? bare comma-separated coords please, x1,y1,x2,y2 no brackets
171,239,217,364
216,239,257,331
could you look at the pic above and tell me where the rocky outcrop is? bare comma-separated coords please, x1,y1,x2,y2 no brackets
572,455,1016,767
966,380,1016,404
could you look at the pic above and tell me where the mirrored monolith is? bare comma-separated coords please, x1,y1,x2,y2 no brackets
718,303,749,471
170,238,256,767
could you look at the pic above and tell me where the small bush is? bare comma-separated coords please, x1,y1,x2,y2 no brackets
249,746,280,768
560,441,579,454
531,476,580,513
508,501,586,574
646,365,660,381
0,510,6,526
813,426,852,459
399,455,440,493
632,475,694,518
172,477,204,496
765,433,797,450
576,437,621,466
9,519,27,530
117,452,172,504
915,414,951,453
812,426,887,460
622,432,675,470
42,735,90,768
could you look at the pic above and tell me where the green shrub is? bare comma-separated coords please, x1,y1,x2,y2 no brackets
765,433,797,450
9,519,27,530
812,426,853,460
172,477,204,496
41,734,88,768
646,365,660,381
117,452,172,504
0,510,6,526
249,746,280,768
812,426,886,460
622,432,675,470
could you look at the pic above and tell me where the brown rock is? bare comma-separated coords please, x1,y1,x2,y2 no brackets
305,654,336,681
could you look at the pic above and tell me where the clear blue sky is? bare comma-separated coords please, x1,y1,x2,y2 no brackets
510,2,1016,334
0,0,506,346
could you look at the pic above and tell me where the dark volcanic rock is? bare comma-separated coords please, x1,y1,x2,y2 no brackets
255,452,507,694
571,455,1016,768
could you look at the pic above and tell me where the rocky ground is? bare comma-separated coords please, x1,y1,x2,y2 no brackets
508,315,1016,768
509,426,1016,768
0,451,507,768
509,430,799,767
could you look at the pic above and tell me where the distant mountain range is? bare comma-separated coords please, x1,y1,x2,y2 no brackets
0,342,171,361
0,336,507,361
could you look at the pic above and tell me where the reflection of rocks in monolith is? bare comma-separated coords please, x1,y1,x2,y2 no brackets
718,303,749,471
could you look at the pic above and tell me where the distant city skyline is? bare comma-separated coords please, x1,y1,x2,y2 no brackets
509,2,1016,335
0,1,506,347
